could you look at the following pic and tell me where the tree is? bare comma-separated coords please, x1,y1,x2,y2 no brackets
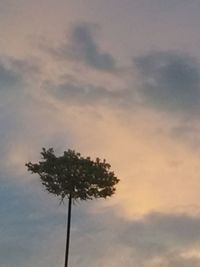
25,148,119,267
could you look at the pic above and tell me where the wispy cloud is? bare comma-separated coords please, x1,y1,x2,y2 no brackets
45,79,134,109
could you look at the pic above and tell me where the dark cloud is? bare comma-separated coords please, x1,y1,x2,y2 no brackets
46,49,200,119
122,212,200,249
0,57,39,91
2,181,200,267
0,63,21,89
51,24,117,72
8,57,40,77
70,210,200,266
135,51,200,116
47,80,133,108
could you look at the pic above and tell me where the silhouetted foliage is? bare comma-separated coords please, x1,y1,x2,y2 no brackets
26,148,119,267
26,148,119,201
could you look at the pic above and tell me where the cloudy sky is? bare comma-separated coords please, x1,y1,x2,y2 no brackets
2,0,200,266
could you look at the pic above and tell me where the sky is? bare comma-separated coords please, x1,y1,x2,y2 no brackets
1,0,200,266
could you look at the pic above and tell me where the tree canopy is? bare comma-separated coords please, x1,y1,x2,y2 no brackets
26,148,119,202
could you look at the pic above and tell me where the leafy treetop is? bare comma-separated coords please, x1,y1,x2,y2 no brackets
26,148,119,201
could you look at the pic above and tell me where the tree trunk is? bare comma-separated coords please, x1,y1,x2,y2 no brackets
64,194,72,267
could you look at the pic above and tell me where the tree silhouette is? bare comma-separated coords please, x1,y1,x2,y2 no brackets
26,148,119,267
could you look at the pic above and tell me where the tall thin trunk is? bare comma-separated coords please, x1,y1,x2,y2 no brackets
64,194,72,267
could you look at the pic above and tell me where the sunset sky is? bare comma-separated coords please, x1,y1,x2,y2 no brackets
2,1,200,266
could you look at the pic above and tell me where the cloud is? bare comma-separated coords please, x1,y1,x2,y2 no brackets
0,62,21,90
46,80,132,108
122,212,200,250
8,57,40,77
50,23,117,72
135,51,200,116
2,164,200,267
69,210,200,266
0,57,39,91
45,49,200,121
160,254,200,267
